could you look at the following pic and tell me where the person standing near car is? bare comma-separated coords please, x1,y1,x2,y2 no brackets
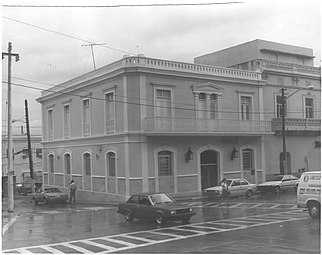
69,180,77,203
219,178,229,206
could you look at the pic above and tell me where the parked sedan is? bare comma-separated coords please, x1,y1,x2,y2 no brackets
34,187,69,205
117,193,195,225
203,178,257,198
257,174,299,194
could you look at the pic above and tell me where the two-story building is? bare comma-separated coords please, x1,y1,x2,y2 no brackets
195,39,321,178
36,40,321,202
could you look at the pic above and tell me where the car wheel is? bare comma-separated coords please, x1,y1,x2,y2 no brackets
246,190,252,197
308,202,320,219
124,210,133,221
155,213,165,225
274,186,280,194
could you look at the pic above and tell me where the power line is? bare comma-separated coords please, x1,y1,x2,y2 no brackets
2,16,135,55
2,80,320,116
3,2,244,8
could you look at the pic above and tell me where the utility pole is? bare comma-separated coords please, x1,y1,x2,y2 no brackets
2,42,19,213
81,43,105,70
281,87,287,175
25,99,35,194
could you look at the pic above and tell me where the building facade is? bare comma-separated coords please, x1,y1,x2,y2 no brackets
37,40,321,202
2,127,43,184
195,39,321,178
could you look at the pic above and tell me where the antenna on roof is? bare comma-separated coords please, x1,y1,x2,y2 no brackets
82,43,106,70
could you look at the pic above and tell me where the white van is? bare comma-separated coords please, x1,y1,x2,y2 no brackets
297,171,321,219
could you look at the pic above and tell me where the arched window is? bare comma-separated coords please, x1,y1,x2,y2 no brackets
83,153,91,176
242,149,254,171
64,153,71,175
48,154,54,173
106,152,116,177
158,151,173,176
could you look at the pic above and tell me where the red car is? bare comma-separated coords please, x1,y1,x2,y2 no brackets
117,193,195,225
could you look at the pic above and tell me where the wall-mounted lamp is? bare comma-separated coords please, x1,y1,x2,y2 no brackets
185,147,193,162
57,155,60,160
231,147,238,160
96,153,100,159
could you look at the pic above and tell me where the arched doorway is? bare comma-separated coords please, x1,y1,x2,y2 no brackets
200,150,219,190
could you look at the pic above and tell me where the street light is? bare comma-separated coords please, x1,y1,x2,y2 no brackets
280,85,314,174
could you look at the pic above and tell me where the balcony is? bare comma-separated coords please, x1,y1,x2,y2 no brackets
143,117,272,135
272,118,321,133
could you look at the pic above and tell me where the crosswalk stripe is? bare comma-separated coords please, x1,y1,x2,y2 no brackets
248,203,263,209
269,204,281,209
66,242,95,253
228,203,243,208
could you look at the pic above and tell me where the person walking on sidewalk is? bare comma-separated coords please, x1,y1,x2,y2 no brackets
219,178,229,206
69,180,77,203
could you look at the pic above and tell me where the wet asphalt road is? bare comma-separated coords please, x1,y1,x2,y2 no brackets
2,192,320,253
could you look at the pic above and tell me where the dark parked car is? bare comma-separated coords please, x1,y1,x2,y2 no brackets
257,174,299,194
34,187,69,205
117,193,195,224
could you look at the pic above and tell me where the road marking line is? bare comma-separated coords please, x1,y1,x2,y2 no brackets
228,203,243,208
2,214,20,235
269,204,281,209
40,246,65,254
248,203,263,209
124,234,158,243
66,242,95,253
79,239,115,251
102,237,137,247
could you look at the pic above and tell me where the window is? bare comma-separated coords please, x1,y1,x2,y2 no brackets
105,92,115,134
49,154,54,173
127,195,139,204
64,153,71,175
198,93,207,119
305,98,314,118
158,151,172,176
36,148,42,158
210,94,218,119
63,104,70,138
82,99,90,136
48,109,54,141
156,89,171,117
83,153,91,176
106,152,116,177
242,149,254,171
276,95,287,118
240,96,252,120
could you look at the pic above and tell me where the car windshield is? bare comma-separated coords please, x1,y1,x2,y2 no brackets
269,176,284,181
44,188,61,193
150,194,174,204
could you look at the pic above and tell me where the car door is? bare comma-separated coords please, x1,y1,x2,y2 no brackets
137,195,155,220
229,180,242,197
240,179,250,195
125,195,140,217
281,175,292,190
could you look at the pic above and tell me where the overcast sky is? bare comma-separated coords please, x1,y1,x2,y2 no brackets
2,0,321,133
